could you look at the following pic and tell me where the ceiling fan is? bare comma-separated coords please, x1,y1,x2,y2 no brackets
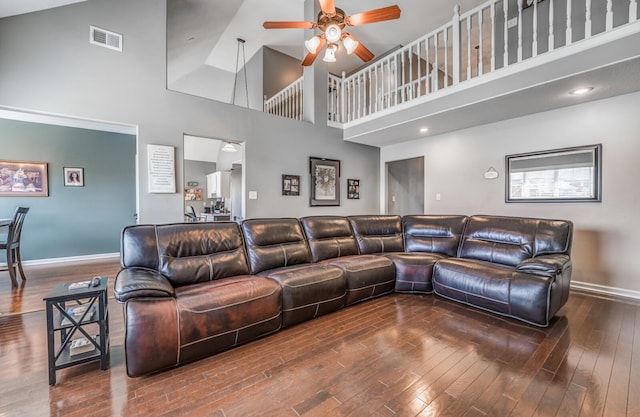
263,0,401,66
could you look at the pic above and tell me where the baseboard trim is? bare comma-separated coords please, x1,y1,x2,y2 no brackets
0,253,119,268
571,280,640,302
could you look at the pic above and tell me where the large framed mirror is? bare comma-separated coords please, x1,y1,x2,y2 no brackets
505,144,602,203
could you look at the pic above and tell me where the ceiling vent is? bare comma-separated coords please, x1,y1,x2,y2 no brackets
90,26,122,52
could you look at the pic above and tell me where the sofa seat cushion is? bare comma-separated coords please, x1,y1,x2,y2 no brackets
259,264,346,327
384,252,446,294
321,255,395,306
433,258,515,314
174,275,282,364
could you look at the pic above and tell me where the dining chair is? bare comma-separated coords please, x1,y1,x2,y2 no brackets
0,207,29,287
184,205,205,222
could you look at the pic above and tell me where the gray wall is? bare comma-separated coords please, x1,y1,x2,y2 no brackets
381,91,640,294
0,119,135,260
263,47,303,100
0,0,379,231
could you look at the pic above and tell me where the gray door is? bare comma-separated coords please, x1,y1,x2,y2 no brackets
386,156,424,215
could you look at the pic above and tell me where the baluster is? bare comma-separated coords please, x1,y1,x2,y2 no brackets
351,78,356,121
425,37,430,93
478,9,484,76
452,5,460,85
401,50,406,103
340,72,346,123
408,46,413,100
416,41,421,98
566,0,573,45
517,1,523,62
631,0,638,23
532,0,538,57
386,60,391,108
549,0,555,51
358,74,362,119
503,0,509,67
606,0,613,30
585,0,592,38
434,33,439,91
490,3,496,71
466,16,472,79
367,68,372,115
444,28,449,87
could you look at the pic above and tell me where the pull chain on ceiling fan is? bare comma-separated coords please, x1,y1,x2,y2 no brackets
263,0,401,66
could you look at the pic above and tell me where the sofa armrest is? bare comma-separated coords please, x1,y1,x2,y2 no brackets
114,267,175,303
515,254,571,278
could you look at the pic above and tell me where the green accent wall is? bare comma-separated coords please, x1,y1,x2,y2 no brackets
0,118,136,261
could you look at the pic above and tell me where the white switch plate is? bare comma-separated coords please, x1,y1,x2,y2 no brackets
507,17,518,29
248,191,258,200
436,193,441,201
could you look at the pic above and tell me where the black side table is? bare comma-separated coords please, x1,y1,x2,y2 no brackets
43,277,110,385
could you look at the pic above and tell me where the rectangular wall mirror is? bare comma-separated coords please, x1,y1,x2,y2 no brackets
506,144,602,203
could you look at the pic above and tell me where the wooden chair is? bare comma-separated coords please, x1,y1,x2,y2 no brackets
0,207,29,286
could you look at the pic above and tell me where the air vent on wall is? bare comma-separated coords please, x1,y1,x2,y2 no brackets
90,26,122,52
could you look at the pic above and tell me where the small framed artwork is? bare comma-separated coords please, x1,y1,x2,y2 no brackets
310,157,340,206
282,174,300,196
63,167,84,187
347,179,360,199
184,187,203,201
0,160,48,197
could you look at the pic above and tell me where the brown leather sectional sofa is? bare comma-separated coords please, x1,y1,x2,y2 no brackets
114,214,573,377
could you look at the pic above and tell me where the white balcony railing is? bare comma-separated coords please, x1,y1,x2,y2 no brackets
329,0,639,124
263,76,304,120
264,1,638,124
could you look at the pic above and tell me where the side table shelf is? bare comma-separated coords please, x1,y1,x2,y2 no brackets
44,277,110,385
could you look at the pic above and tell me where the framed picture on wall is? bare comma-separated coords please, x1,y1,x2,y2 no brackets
309,157,340,206
184,187,203,201
0,160,48,197
347,179,360,199
282,174,300,196
63,167,84,187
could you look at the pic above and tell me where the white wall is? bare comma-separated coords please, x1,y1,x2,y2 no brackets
0,0,379,226
381,91,640,294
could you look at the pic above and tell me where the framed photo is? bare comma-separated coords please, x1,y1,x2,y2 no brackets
505,144,602,203
184,187,203,201
282,174,300,196
309,157,340,206
63,167,84,187
347,179,360,199
0,160,48,197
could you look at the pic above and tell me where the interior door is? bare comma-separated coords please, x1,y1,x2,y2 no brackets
386,156,424,215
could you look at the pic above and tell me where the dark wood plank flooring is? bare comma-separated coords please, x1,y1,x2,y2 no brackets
1,261,638,416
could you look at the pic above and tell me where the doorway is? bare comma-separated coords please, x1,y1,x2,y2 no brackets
183,135,244,221
385,156,424,215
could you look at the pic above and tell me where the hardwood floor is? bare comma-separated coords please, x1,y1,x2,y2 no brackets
1,260,639,416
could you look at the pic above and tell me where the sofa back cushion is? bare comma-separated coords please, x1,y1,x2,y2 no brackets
121,222,251,287
348,215,404,254
300,216,359,262
458,215,573,266
242,218,312,274
403,215,468,256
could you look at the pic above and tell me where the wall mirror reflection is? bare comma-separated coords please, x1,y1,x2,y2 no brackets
505,144,602,203
183,135,244,222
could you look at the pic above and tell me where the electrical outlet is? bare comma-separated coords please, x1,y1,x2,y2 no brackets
507,17,518,29
248,191,258,200
436,193,441,201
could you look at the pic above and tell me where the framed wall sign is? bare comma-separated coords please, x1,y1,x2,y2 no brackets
506,144,602,202
347,179,360,199
0,160,48,197
147,144,176,193
309,157,340,206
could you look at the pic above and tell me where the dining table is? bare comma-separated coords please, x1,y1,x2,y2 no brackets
0,218,11,229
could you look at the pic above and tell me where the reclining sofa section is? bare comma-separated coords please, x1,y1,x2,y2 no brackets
114,214,572,377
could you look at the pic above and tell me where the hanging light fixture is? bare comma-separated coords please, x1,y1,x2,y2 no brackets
222,142,237,153
305,35,322,54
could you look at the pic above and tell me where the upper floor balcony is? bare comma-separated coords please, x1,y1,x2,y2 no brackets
264,0,640,147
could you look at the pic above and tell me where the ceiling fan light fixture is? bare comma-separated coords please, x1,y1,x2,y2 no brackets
323,43,338,62
305,35,322,54
325,24,342,43
342,34,359,55
222,142,237,153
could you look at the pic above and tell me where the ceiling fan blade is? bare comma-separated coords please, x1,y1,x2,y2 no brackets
353,41,375,63
319,0,336,16
263,21,316,29
346,5,401,26
302,37,326,66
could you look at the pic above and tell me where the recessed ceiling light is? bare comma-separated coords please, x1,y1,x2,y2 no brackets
420,127,429,133
570,87,593,95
